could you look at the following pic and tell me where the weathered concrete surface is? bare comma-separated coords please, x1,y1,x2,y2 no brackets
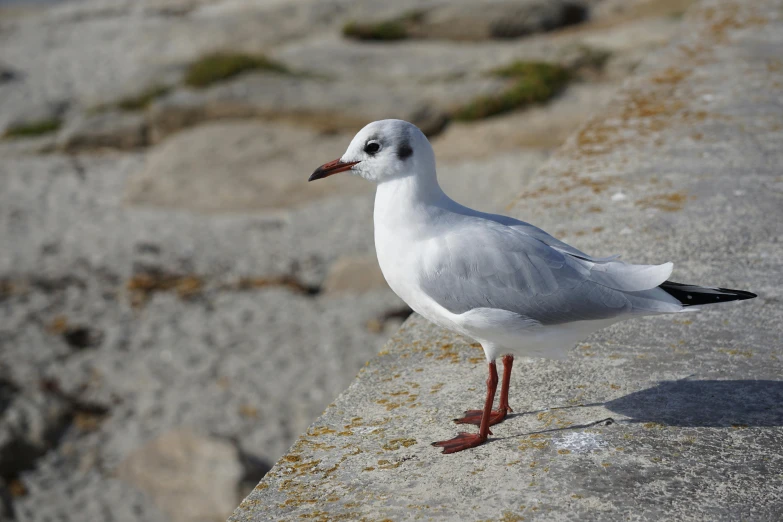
230,0,783,520
0,1,691,521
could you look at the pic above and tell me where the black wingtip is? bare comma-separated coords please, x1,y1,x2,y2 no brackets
659,281,757,306
716,287,757,300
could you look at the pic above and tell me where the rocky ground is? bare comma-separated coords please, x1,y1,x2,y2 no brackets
0,0,691,520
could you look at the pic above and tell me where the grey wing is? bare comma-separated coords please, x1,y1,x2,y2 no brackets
464,207,620,262
417,221,672,325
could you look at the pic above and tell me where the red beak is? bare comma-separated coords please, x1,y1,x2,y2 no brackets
309,158,360,181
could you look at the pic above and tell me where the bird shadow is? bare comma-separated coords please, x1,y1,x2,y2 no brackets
497,379,783,441
602,379,783,427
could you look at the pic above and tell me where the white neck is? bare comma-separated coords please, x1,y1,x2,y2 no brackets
373,167,450,234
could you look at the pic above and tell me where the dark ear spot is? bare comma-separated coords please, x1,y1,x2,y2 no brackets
397,141,413,160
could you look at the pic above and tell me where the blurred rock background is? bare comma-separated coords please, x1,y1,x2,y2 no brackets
0,0,692,520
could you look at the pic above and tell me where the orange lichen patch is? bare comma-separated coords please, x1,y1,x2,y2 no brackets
239,403,259,418
518,434,550,451
468,357,485,364
625,95,686,120
233,275,314,294
635,191,690,211
298,510,365,521
298,440,336,451
326,447,362,478
382,438,417,451
718,348,753,358
557,449,571,455
308,426,337,437
127,271,203,307
376,399,401,411
280,497,319,508
430,383,445,394
73,410,107,432
435,343,461,363
537,410,573,430
47,315,69,334
378,390,418,411
574,123,620,156
651,67,690,85
344,417,364,428
281,459,321,476
516,174,615,202
238,497,261,510
702,4,768,41
499,512,526,522
377,459,403,470
573,77,696,159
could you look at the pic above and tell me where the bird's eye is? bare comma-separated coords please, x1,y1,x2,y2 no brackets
364,141,381,154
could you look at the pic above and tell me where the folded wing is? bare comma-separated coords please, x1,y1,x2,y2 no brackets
417,219,674,325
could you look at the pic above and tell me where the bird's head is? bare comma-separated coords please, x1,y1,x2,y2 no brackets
309,119,435,184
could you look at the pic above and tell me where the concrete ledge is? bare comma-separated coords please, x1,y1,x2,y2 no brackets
230,0,783,519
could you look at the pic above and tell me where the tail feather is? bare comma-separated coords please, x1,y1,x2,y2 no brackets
659,281,757,307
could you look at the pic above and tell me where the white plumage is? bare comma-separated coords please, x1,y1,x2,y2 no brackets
309,119,755,453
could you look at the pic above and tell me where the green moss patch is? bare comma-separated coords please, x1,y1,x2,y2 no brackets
343,20,408,41
184,52,289,88
342,11,425,41
3,118,62,139
454,61,571,121
116,84,171,111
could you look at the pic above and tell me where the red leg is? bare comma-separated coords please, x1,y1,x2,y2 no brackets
454,355,514,427
498,354,514,413
433,361,498,454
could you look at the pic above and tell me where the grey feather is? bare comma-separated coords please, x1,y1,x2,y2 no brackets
417,218,675,325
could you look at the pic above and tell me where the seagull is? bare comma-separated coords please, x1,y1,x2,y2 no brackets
309,119,757,454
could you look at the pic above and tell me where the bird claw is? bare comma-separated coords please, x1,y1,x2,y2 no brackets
453,408,508,427
431,432,488,454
